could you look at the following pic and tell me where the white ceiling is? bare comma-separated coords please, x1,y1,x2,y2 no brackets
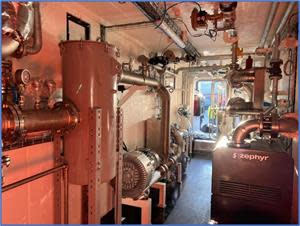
78,1,290,58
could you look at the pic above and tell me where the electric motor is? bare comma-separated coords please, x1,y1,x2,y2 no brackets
122,149,160,199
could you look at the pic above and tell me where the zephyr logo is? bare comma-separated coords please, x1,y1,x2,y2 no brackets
232,153,269,162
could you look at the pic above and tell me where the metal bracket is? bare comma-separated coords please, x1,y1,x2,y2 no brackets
88,107,102,224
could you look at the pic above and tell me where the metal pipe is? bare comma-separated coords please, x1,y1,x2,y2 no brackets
270,2,296,46
2,164,67,192
278,117,298,134
242,84,253,102
118,71,160,87
271,77,279,106
259,2,279,48
157,86,171,161
231,114,298,147
2,102,79,142
2,37,20,58
231,119,260,147
133,2,200,58
231,42,238,69
175,65,228,74
23,2,42,55
118,71,170,162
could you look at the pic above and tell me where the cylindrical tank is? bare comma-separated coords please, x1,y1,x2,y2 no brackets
60,41,120,185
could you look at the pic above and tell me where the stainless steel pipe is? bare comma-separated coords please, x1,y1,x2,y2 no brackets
119,71,170,161
259,2,279,48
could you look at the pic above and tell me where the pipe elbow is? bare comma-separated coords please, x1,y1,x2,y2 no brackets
24,2,42,55
231,119,260,147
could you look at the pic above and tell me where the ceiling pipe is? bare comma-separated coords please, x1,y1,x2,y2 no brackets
175,65,228,74
258,2,279,48
133,2,200,58
270,2,296,46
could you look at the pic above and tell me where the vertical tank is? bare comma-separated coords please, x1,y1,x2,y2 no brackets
60,41,120,185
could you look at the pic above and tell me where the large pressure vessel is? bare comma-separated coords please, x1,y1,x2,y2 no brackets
60,41,120,185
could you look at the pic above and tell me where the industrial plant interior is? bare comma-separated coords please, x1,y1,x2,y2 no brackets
1,1,299,224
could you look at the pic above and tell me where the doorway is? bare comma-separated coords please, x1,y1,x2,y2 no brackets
192,80,227,140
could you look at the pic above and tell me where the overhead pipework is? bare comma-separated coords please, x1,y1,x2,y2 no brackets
191,2,237,31
258,2,279,48
133,2,200,59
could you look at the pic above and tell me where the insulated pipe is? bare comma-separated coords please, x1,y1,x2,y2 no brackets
23,2,42,55
118,71,170,161
259,2,279,48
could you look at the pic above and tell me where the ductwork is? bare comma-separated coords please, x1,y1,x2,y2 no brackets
118,71,170,162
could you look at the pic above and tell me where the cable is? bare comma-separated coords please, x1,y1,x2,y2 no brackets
155,1,202,29
162,42,175,53
154,2,167,29
175,18,218,41
122,141,129,152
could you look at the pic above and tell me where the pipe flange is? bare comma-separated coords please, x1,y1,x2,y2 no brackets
53,101,80,134
8,104,24,133
259,113,279,138
158,164,169,177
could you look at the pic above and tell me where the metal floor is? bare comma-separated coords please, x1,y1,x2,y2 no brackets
165,152,212,224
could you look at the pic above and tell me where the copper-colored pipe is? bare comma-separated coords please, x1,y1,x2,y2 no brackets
231,119,260,147
157,86,170,161
2,102,79,141
231,115,298,147
2,164,67,192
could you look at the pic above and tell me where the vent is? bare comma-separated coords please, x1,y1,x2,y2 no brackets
219,180,281,203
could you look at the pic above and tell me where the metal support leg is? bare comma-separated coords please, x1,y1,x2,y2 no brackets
122,198,152,224
151,182,166,208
